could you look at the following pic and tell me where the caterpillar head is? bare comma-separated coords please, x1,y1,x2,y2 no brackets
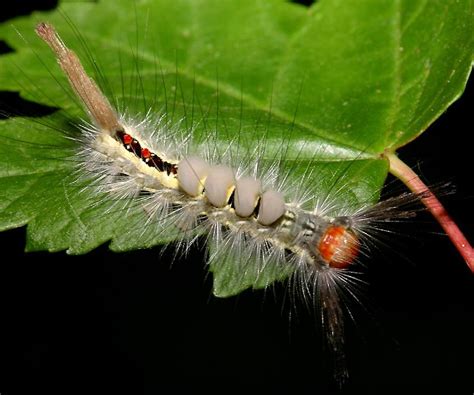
317,218,360,269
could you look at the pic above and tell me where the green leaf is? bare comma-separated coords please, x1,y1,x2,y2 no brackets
0,0,472,297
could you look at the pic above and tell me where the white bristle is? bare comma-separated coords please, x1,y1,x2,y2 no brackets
177,156,209,197
234,177,261,217
257,190,286,226
203,165,235,208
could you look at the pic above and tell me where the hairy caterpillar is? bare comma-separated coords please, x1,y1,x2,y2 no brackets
34,21,387,381
0,2,473,393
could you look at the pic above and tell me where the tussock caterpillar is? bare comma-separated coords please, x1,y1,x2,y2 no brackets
0,1,472,391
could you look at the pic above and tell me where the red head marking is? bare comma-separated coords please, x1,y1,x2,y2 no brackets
123,134,132,145
318,225,359,269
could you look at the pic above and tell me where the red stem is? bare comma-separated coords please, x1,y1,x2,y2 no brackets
387,152,474,273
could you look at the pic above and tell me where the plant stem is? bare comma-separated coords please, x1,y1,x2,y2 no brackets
387,152,474,273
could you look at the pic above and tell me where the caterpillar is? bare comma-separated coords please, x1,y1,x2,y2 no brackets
0,2,472,392
38,19,361,271
32,20,431,383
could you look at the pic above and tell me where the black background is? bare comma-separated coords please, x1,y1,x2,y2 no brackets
0,1,473,394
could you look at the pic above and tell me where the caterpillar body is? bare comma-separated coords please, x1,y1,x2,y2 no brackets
37,22,372,276
31,22,428,382
3,7,471,389
1,2,473,392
